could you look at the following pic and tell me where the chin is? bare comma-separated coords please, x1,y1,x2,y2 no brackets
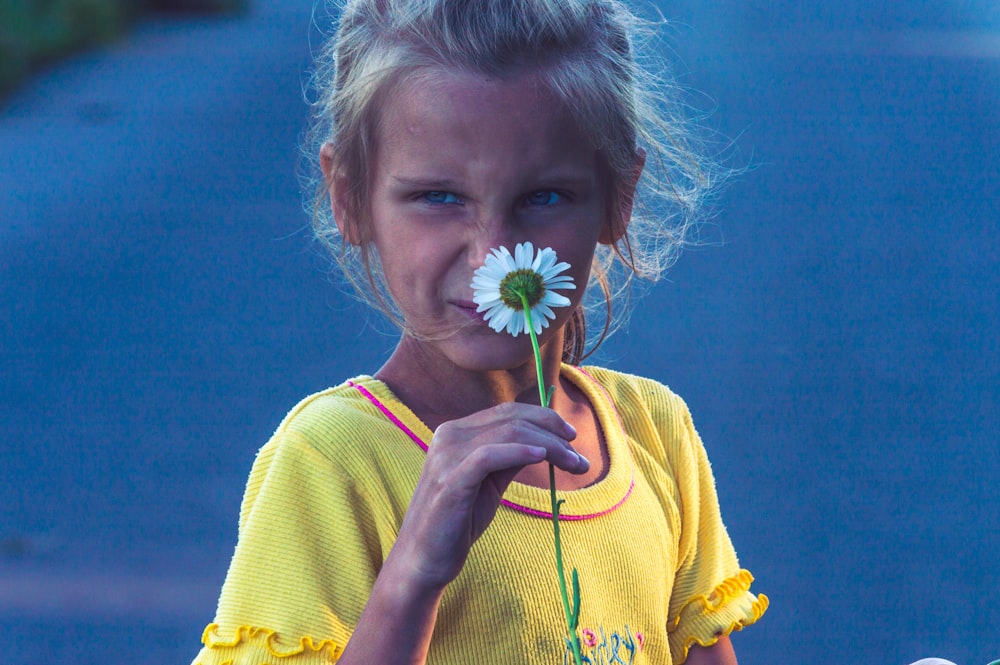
438,338,540,374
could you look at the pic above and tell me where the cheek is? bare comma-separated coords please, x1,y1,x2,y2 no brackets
569,246,599,294
376,237,454,304
565,249,603,313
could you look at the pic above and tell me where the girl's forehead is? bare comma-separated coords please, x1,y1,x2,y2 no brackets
380,69,574,142
395,68,554,116
376,73,596,172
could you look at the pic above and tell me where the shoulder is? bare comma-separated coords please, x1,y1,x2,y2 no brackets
237,377,421,529
575,365,694,429
573,364,699,467
242,376,423,501
267,376,403,462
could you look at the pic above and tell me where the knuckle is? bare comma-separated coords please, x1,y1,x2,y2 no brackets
433,420,454,438
494,401,520,418
465,446,491,466
432,421,464,448
498,420,530,441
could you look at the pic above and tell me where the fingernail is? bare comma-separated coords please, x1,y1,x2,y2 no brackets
565,422,577,438
576,453,589,470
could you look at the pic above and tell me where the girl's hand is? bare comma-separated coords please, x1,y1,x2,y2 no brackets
388,401,589,591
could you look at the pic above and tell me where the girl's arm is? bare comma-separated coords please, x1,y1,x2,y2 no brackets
335,550,445,665
684,635,738,665
335,401,589,665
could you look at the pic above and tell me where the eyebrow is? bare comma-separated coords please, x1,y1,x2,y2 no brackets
535,175,597,188
390,174,597,190
390,176,460,190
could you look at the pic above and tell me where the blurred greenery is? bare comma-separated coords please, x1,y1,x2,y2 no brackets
0,0,247,101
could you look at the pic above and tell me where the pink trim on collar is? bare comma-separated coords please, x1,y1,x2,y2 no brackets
348,381,428,452
348,373,633,521
498,481,634,520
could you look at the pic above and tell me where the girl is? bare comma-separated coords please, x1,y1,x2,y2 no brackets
191,0,767,663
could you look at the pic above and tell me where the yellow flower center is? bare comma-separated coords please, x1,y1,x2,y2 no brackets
499,269,545,310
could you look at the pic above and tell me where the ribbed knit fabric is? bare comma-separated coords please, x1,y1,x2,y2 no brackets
191,365,767,665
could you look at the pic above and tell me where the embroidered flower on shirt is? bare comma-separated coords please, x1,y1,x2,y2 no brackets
470,242,575,336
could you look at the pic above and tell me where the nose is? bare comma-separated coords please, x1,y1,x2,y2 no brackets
468,209,516,267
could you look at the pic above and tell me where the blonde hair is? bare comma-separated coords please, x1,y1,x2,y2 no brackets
304,0,722,363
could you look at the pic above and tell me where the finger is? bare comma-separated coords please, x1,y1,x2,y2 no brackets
423,444,544,538
433,412,579,464
463,401,577,441
451,443,547,492
547,444,590,474
453,440,588,490
484,420,588,473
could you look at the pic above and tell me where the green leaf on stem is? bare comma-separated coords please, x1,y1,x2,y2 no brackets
571,568,581,630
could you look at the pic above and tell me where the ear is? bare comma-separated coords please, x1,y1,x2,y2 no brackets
599,147,646,245
320,142,361,245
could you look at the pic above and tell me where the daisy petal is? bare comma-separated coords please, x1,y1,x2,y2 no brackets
541,292,571,308
516,242,534,269
535,303,555,321
535,248,557,274
490,307,512,333
530,310,546,335
548,261,571,277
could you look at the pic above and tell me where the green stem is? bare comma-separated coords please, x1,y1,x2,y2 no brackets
521,300,549,410
518,293,583,665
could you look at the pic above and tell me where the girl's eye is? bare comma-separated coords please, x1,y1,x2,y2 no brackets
421,191,462,205
525,191,562,207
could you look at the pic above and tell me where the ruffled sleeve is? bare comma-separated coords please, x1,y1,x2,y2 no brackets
664,398,769,664
190,423,393,665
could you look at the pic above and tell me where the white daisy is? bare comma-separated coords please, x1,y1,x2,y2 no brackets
471,242,576,336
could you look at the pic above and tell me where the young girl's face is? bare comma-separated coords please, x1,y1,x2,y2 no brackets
347,69,619,372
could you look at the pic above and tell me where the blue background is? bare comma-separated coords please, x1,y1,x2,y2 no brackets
1,1,998,663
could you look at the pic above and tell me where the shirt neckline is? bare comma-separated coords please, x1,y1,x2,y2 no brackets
347,364,634,520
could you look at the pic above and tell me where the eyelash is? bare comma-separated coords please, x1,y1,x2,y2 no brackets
420,191,462,205
524,191,563,207
415,190,567,207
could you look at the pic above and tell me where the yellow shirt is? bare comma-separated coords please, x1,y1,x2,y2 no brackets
192,365,767,665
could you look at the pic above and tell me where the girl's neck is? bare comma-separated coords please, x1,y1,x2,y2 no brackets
374,333,568,430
